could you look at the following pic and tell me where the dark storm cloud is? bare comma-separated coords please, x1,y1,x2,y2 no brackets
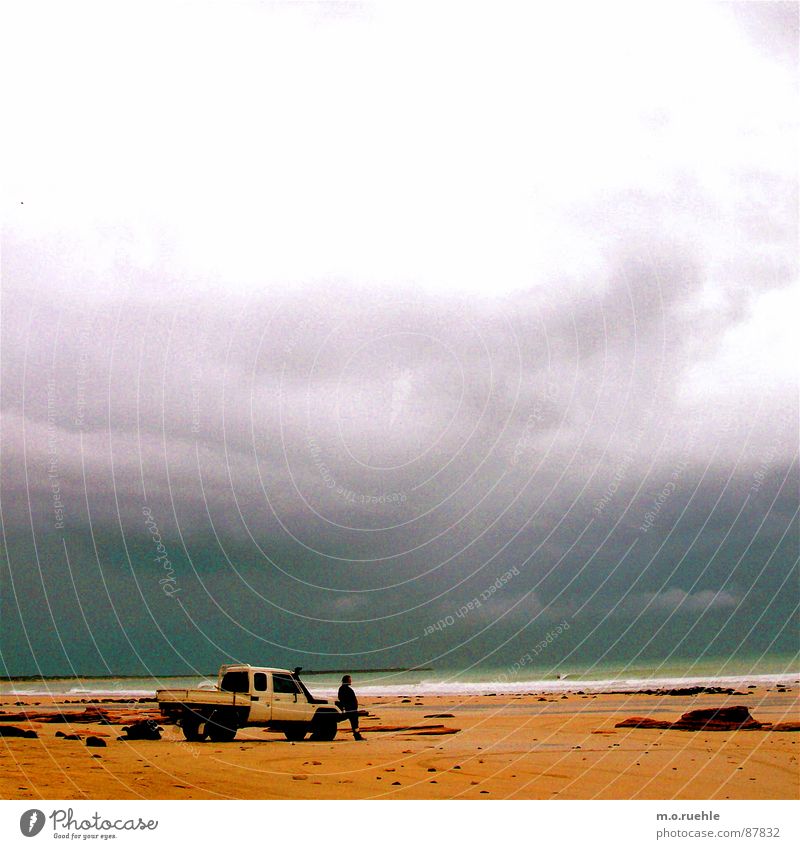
1,229,795,552
0,241,791,530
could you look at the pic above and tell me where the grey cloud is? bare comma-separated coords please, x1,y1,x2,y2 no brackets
728,1,800,61
2,234,796,548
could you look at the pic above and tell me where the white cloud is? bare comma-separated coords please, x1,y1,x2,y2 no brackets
676,284,799,454
2,1,795,300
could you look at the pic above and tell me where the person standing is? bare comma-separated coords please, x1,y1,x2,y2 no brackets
337,674,364,740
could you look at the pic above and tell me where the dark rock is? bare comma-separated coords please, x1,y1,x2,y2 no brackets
672,706,762,730
616,705,764,732
615,717,673,729
22,706,115,724
118,719,162,740
0,712,28,722
604,686,740,697
409,727,460,735
85,736,107,747
0,725,37,738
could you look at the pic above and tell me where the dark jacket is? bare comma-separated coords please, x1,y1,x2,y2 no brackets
337,683,358,711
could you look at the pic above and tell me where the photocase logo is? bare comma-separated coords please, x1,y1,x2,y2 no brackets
14,807,160,838
19,809,46,837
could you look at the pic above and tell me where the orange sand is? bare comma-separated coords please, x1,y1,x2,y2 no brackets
1,688,798,800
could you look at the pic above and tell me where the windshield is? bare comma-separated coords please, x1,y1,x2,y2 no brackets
272,673,302,694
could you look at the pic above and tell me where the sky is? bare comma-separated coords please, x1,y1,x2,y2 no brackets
1,1,798,677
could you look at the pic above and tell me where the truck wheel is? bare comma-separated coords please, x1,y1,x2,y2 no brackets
284,725,308,742
181,715,208,742
310,717,337,741
206,710,237,743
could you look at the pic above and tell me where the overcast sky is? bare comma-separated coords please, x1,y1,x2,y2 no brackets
1,1,797,677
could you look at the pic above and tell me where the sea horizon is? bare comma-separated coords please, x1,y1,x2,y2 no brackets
3,655,797,697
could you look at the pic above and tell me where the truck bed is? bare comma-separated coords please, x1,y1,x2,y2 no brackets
156,688,252,707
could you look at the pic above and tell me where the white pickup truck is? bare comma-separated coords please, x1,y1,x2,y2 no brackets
156,665,353,742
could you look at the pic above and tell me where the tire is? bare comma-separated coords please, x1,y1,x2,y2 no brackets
180,714,208,742
284,724,308,742
310,716,337,741
206,710,238,743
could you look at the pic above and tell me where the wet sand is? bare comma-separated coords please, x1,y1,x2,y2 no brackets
1,688,798,800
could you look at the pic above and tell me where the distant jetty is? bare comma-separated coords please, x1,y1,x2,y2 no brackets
298,667,433,676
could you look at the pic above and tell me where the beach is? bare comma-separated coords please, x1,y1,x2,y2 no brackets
2,685,798,800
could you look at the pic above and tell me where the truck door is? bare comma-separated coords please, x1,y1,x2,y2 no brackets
270,672,310,723
248,671,271,724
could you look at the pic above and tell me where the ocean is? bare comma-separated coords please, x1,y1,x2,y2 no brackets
2,655,797,698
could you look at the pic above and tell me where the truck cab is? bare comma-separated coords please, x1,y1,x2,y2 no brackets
218,665,326,726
